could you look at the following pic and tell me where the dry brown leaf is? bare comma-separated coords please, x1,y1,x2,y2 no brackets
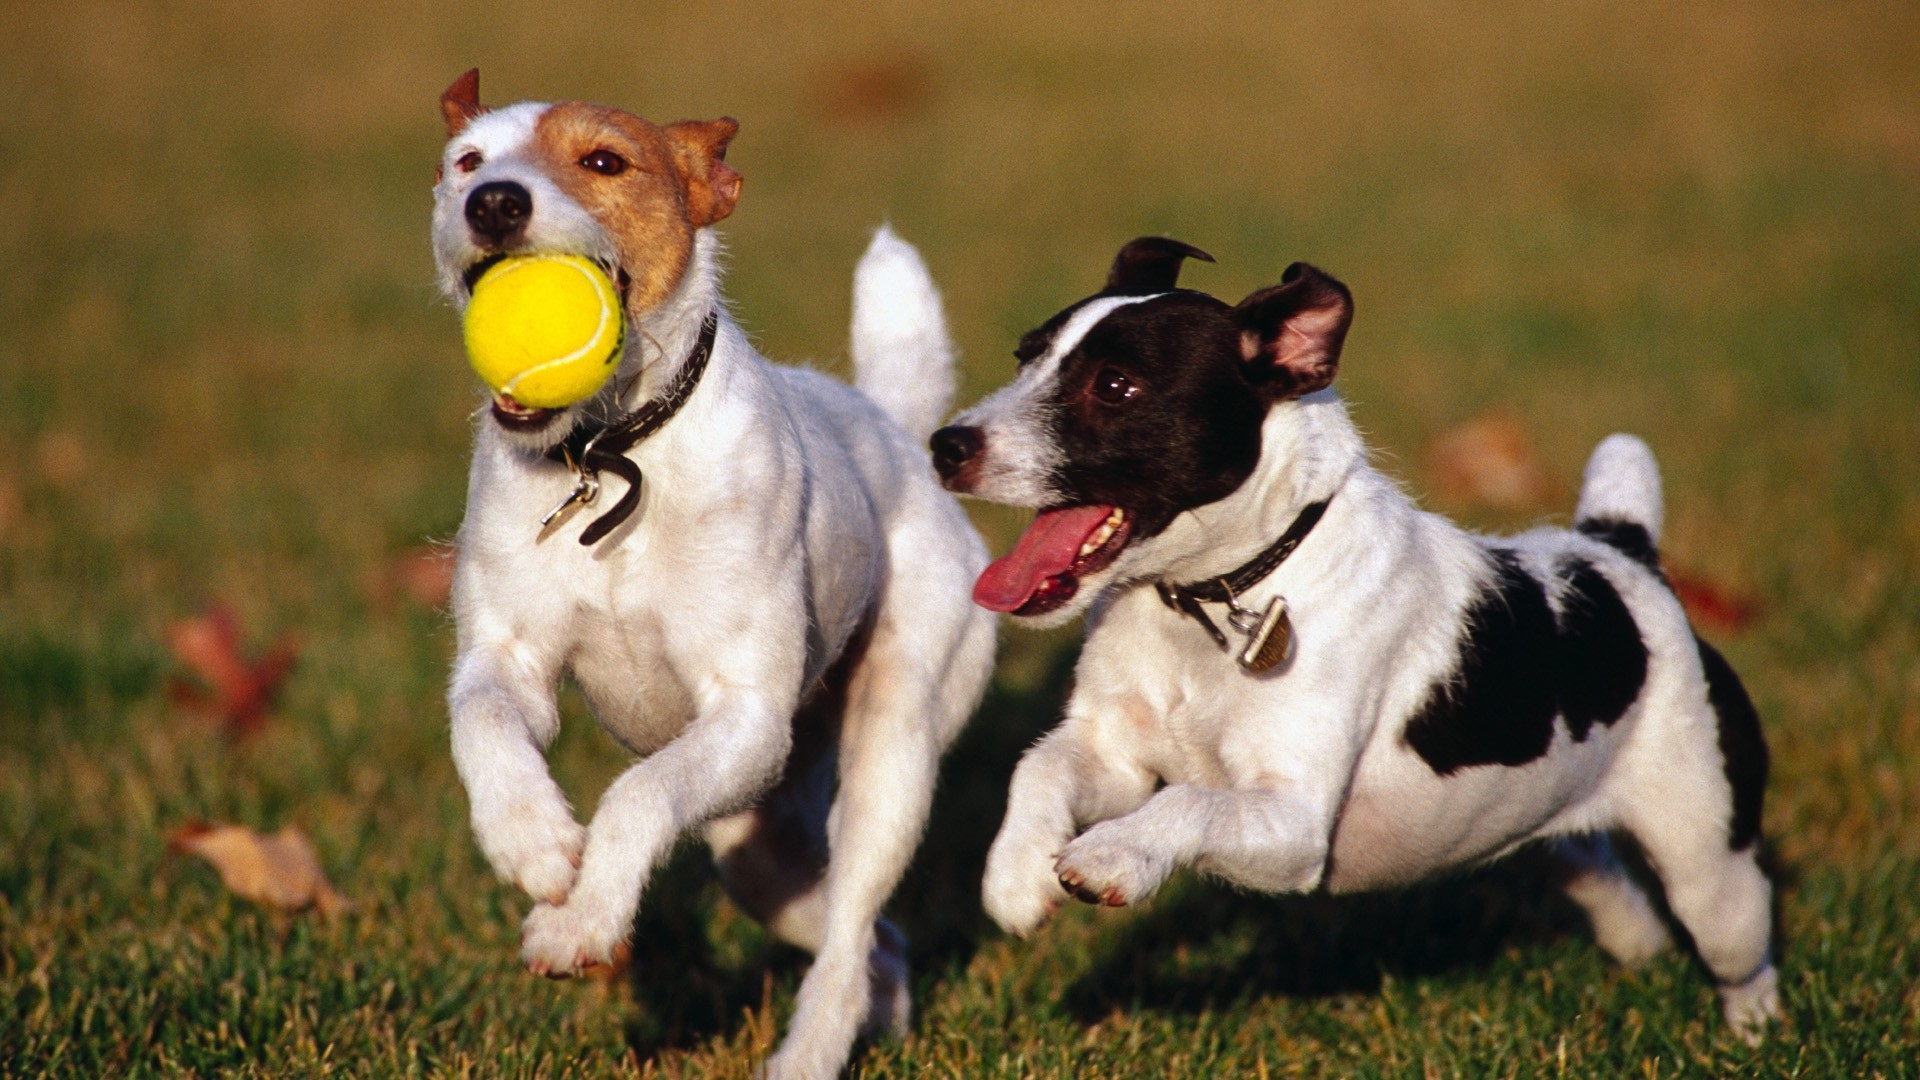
0,470,19,543
168,820,349,916
1427,412,1554,510
809,52,933,127
1669,568,1761,635
34,430,88,487
364,544,456,610
165,604,299,738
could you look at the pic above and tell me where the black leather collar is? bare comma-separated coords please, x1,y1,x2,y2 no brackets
545,309,719,545
1154,496,1332,650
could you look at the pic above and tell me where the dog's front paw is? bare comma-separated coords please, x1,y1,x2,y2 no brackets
1055,821,1170,908
520,896,631,977
474,800,586,905
982,828,1069,936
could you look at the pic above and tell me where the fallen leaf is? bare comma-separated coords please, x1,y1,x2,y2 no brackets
809,52,933,127
0,470,19,542
1427,412,1554,510
165,604,299,738
365,544,456,610
34,430,88,487
1669,568,1761,634
168,820,349,916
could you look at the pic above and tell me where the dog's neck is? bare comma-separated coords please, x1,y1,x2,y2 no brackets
618,230,726,404
1136,391,1367,588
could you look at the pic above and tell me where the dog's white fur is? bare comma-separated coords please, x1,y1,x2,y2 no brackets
968,305,1781,1041
434,99,995,1079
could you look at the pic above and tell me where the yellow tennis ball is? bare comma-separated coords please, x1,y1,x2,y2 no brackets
463,254,624,409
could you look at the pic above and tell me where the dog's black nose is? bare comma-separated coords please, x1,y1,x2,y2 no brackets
929,425,983,482
466,181,532,244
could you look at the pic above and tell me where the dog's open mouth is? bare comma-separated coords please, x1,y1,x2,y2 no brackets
490,393,562,431
461,252,509,294
974,505,1132,616
464,252,634,433
462,252,633,301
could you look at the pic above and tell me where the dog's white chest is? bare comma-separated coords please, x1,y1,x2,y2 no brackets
1080,621,1249,787
566,602,697,755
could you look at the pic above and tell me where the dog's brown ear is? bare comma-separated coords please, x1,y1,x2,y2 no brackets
441,68,485,136
664,117,743,227
1105,236,1214,295
1233,263,1353,401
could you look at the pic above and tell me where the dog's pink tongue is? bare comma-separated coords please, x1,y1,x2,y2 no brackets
973,505,1115,612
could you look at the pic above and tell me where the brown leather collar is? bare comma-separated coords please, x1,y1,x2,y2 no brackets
544,309,719,545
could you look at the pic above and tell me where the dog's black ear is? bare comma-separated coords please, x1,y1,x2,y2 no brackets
1233,263,1353,400
441,69,485,137
1105,237,1215,295
664,117,743,227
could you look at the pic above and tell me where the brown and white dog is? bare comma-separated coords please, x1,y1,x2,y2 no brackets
430,71,996,1078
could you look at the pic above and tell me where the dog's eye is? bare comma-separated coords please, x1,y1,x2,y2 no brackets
1091,367,1138,404
456,151,483,174
580,149,628,176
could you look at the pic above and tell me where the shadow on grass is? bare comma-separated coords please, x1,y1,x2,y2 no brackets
615,641,1750,1052
619,846,806,1059
918,645,1602,1021
1057,857,1592,1022
615,653,1077,1060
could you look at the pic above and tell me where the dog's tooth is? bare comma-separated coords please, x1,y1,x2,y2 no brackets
1079,519,1118,557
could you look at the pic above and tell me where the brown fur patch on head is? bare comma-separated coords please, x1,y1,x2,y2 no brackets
532,105,742,318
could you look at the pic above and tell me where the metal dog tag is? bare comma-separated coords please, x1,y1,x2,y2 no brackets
540,471,600,527
1232,596,1293,674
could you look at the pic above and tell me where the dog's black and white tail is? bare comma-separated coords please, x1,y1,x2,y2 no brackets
1574,433,1665,572
851,225,957,443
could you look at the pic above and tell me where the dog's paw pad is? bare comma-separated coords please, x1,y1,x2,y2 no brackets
1055,827,1164,909
478,805,586,904
520,899,626,976
983,835,1070,936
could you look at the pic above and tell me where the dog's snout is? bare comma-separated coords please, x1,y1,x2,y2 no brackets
466,181,532,244
930,425,984,484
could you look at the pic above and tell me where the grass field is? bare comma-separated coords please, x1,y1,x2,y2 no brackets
3,0,1918,1074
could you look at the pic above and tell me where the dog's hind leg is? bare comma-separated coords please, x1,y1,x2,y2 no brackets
760,592,990,1079
1622,812,1778,1043
1547,832,1670,968
1615,649,1779,1044
703,706,837,954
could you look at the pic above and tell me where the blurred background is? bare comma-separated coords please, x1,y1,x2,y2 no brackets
3,0,1916,1074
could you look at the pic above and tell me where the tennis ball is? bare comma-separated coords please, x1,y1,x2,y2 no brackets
463,254,624,408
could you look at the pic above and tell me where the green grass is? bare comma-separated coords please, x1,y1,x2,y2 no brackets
3,0,1918,1074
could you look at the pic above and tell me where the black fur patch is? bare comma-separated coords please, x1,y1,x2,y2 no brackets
1404,551,1649,776
1576,517,1664,579
1695,636,1768,850
1038,292,1270,541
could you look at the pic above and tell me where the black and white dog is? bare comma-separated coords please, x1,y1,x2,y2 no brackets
930,238,1780,1042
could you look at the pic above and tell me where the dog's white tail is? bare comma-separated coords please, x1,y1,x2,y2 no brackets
1575,433,1665,547
851,225,956,443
